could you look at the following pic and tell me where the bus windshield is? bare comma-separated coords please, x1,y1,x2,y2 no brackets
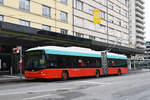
24,50,46,70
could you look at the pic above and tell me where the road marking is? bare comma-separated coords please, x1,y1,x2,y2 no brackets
79,81,111,86
22,94,54,100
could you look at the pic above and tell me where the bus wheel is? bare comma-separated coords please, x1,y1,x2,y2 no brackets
96,70,100,78
118,69,122,76
61,71,69,81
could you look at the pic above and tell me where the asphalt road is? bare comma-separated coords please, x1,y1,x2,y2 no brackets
0,71,150,100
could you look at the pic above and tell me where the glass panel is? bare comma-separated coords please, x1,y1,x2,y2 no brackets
96,0,105,5
45,55,57,67
42,25,51,31
108,2,113,9
101,11,105,19
108,15,113,23
60,11,68,22
42,5,50,17
19,0,30,11
76,0,83,10
61,29,68,35
89,35,95,40
0,15,3,21
75,32,84,38
61,0,67,4
0,0,3,4
24,51,46,69
19,20,30,27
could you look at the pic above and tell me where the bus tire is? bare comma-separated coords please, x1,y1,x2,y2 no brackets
61,71,69,81
118,69,122,76
96,70,100,78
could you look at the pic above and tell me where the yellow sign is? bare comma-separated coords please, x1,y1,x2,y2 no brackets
93,9,101,24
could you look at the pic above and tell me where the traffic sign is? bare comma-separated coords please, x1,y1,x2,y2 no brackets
93,9,101,24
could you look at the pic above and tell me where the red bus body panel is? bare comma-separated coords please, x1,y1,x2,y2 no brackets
120,67,128,74
24,67,128,79
108,67,128,75
108,68,119,75
25,68,103,79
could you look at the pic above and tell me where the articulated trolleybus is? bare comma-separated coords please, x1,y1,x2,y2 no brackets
24,46,128,80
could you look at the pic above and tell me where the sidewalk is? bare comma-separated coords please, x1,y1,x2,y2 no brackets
0,75,25,83
128,68,150,74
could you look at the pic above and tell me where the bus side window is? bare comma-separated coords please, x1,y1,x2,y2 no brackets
88,58,96,68
112,61,115,66
78,57,89,67
72,57,79,68
65,56,74,68
96,59,100,68
78,59,85,67
46,55,57,67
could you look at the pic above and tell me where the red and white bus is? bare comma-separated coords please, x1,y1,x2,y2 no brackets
24,46,128,80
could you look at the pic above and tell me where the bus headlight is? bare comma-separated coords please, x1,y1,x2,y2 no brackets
41,71,46,75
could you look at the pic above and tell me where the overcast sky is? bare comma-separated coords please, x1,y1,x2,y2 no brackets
145,0,150,41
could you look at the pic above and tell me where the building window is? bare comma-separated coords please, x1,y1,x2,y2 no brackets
76,0,83,10
99,24,106,33
117,31,121,40
89,35,95,40
0,15,3,21
122,0,127,5
114,5,121,14
75,32,84,38
108,15,113,23
97,0,105,5
0,0,3,4
88,7,94,15
42,25,51,31
60,0,67,4
61,29,68,35
19,19,30,27
108,2,113,9
19,0,30,12
123,22,128,29
101,11,105,19
115,18,121,26
42,5,50,17
117,20,121,26
60,11,68,22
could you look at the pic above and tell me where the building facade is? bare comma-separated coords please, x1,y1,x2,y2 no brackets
0,0,144,49
145,41,150,59
129,0,145,49
73,0,129,48
0,0,72,35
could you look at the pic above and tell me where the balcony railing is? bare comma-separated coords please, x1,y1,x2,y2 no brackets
136,0,144,9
